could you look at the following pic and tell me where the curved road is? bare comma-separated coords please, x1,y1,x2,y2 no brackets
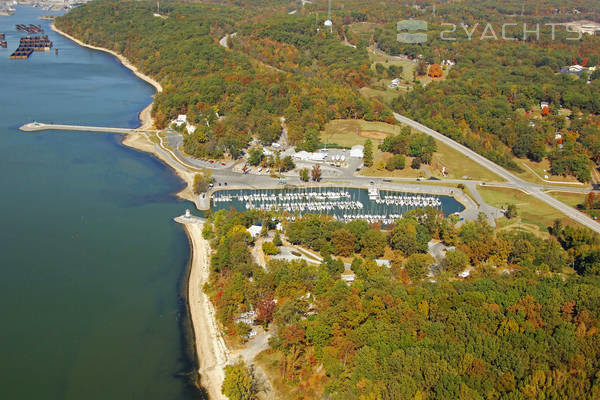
393,113,600,233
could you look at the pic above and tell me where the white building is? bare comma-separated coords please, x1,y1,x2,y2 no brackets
247,225,262,238
350,145,364,158
568,65,585,73
293,151,326,162
173,114,187,127
341,270,356,284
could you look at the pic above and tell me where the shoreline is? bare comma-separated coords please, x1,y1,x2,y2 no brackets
51,23,227,399
180,221,229,400
50,23,198,206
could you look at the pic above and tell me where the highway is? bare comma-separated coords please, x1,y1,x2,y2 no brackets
393,113,600,234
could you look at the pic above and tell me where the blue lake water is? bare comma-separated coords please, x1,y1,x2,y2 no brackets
0,6,202,399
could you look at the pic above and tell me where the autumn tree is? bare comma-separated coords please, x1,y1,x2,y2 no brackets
255,298,276,327
262,240,280,255
428,64,443,78
332,229,356,257
312,164,322,181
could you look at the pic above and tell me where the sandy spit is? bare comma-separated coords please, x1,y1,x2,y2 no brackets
183,222,230,400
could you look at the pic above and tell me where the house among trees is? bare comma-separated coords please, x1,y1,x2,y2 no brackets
341,269,355,284
173,114,187,127
560,64,589,76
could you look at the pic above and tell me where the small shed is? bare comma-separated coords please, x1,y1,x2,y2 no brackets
350,145,364,158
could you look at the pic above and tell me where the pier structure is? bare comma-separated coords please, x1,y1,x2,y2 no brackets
19,122,154,134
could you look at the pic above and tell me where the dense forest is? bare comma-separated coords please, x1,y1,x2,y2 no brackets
56,1,391,158
204,208,600,399
57,0,600,180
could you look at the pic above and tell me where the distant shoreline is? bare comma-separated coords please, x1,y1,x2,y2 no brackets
50,24,163,95
50,22,227,399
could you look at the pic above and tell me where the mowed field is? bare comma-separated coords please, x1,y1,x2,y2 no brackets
477,186,578,233
321,119,502,181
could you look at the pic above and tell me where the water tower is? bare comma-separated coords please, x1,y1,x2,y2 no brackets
324,0,333,33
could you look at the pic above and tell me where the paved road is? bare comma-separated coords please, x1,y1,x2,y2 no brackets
393,112,600,233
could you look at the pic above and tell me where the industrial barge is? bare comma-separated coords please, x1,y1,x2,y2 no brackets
10,35,52,59
16,24,44,34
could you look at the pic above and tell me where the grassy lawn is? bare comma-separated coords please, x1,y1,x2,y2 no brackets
515,157,585,186
321,119,402,148
367,50,416,82
477,186,577,232
321,119,502,181
359,86,401,105
347,22,378,43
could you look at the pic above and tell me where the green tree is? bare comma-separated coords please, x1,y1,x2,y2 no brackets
506,204,518,219
193,169,213,194
299,168,309,182
389,219,430,255
248,147,263,166
262,241,280,255
273,231,283,246
364,139,374,167
443,249,469,275
385,154,405,171
281,155,295,172
222,360,257,400
404,253,434,281
411,157,421,169
360,229,387,258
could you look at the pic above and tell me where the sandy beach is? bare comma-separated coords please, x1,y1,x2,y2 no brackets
51,24,229,399
183,222,230,400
